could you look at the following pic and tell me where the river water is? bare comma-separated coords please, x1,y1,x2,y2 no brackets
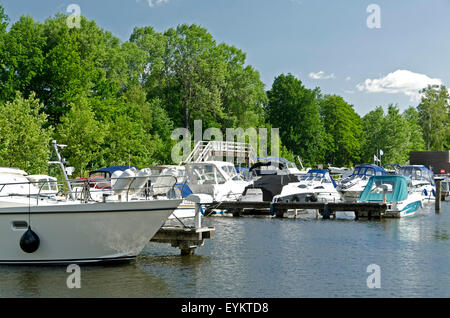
0,202,449,298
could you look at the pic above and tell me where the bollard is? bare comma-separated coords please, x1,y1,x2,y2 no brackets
194,204,202,229
434,177,445,213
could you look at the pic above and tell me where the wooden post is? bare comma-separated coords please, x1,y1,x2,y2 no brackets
435,177,444,213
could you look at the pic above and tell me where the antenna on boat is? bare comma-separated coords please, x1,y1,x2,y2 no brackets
49,140,75,201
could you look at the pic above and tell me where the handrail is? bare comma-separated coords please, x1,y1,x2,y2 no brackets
0,174,182,204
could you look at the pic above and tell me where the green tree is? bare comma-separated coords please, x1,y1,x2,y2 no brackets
319,94,362,166
403,107,426,152
266,74,324,165
381,105,411,164
0,92,52,174
0,15,46,103
361,106,384,163
54,96,105,177
417,85,450,150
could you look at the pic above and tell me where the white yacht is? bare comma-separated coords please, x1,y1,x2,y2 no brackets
397,165,435,203
357,175,423,218
0,167,181,264
185,161,250,202
337,164,386,202
272,169,342,203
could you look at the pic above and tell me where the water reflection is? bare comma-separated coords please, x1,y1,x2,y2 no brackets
0,202,449,297
0,262,171,297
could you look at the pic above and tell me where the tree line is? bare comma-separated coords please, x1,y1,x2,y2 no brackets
0,6,448,176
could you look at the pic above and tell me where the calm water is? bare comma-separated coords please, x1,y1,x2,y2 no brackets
1,202,449,298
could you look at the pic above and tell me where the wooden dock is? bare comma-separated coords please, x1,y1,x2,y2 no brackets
205,201,388,219
151,226,215,255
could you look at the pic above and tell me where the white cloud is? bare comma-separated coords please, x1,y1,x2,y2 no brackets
137,0,169,7
356,69,443,101
345,76,351,81
309,71,335,80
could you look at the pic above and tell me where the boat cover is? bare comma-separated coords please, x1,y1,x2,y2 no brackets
244,174,300,201
358,175,410,202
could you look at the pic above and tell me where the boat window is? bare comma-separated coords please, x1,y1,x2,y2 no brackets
38,179,51,191
366,168,374,176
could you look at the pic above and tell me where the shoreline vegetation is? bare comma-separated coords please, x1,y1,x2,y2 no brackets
0,6,449,178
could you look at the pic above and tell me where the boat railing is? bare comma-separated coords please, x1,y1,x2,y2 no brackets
0,174,181,205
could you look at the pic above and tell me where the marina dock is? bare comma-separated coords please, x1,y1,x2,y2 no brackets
205,201,389,219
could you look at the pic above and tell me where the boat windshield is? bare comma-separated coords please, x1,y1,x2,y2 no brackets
220,165,243,181
188,164,226,184
352,166,383,177
300,172,330,183
399,166,433,183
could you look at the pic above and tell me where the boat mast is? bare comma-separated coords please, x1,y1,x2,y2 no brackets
49,140,75,200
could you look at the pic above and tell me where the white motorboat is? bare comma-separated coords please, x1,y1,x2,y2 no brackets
397,165,435,203
357,175,423,218
337,164,386,202
185,161,250,202
0,167,181,264
272,169,342,203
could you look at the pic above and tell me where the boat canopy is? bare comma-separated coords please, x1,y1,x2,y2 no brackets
89,166,138,179
358,175,411,202
299,169,337,188
352,164,386,176
398,165,434,185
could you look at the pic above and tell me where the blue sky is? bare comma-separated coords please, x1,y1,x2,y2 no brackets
2,0,450,115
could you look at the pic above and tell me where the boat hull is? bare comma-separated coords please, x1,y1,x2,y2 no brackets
0,199,181,264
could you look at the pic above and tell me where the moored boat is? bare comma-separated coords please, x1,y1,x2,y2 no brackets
0,167,181,264
337,164,386,202
272,169,342,203
357,175,423,218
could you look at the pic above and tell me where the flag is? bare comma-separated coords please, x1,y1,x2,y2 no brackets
374,154,380,162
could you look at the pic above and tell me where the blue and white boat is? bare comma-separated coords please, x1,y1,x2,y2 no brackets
336,164,386,202
397,165,435,203
357,175,423,218
272,169,341,203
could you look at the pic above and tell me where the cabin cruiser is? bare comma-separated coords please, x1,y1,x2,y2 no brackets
185,161,250,202
272,169,342,203
357,175,423,218
0,167,181,264
397,165,435,203
337,164,386,202
239,159,302,202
